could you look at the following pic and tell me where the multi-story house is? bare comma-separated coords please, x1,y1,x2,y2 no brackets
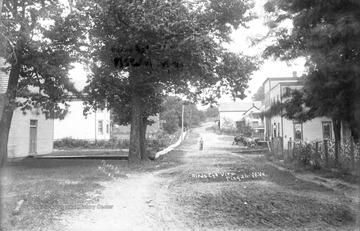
262,76,351,149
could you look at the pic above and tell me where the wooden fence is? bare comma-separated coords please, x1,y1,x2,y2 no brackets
269,137,360,172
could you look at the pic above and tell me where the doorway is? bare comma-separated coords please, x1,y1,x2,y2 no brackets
29,120,37,154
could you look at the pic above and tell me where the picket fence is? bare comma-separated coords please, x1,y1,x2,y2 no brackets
269,137,360,171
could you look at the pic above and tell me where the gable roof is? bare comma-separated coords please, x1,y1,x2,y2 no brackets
218,101,261,112
243,105,260,115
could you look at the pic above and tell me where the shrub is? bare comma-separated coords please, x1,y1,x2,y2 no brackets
53,129,183,151
54,137,121,149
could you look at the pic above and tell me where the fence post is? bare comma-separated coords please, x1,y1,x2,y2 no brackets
350,136,355,170
281,137,284,159
315,141,319,167
324,140,329,168
306,143,312,164
266,141,272,159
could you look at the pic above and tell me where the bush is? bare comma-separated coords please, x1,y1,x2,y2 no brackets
53,130,183,151
292,142,313,166
54,137,124,149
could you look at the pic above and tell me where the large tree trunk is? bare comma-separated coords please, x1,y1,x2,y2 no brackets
128,91,142,163
140,117,149,160
332,118,341,166
0,108,14,166
0,58,21,166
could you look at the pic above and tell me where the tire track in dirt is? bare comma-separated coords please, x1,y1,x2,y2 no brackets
58,122,358,230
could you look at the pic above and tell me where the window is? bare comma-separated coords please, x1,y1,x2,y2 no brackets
98,120,103,135
285,87,291,96
322,122,332,140
294,123,303,140
106,124,110,134
30,120,37,127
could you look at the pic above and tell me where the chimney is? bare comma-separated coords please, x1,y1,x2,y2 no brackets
292,71,297,78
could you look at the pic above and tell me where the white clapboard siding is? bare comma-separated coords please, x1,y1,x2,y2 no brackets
54,100,111,141
1,58,54,158
0,58,9,94
8,107,54,158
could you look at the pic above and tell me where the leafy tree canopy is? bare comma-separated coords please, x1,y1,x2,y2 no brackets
251,85,264,102
205,105,219,118
0,0,84,165
75,0,259,162
262,0,360,142
160,96,205,134
1,0,83,117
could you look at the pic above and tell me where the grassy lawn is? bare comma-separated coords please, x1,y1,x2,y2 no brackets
0,147,186,231
0,158,111,230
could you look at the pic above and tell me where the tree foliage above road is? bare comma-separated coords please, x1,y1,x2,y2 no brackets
79,0,259,162
160,96,205,134
205,106,219,118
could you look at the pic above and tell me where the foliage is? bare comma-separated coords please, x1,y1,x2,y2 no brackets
220,117,237,134
235,118,253,137
160,96,205,134
54,131,181,151
54,137,126,149
205,106,219,118
75,0,259,162
251,85,265,102
260,101,282,119
263,0,360,128
263,0,360,164
0,1,84,165
261,87,315,122
1,1,83,117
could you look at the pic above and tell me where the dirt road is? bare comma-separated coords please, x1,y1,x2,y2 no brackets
58,123,359,231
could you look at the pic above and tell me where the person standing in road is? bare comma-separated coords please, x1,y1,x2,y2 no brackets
199,137,204,151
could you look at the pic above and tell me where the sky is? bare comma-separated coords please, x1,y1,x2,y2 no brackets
69,0,307,105
220,0,306,102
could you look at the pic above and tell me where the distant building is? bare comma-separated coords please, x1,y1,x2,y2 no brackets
112,114,161,140
218,101,261,130
243,103,265,139
53,99,111,141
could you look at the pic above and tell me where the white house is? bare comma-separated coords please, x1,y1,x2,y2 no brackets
218,101,261,129
53,99,111,141
243,104,265,139
262,77,351,149
0,59,54,158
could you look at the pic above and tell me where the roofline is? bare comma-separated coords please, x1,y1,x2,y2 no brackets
243,105,260,115
262,77,299,86
270,81,303,92
218,101,262,112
